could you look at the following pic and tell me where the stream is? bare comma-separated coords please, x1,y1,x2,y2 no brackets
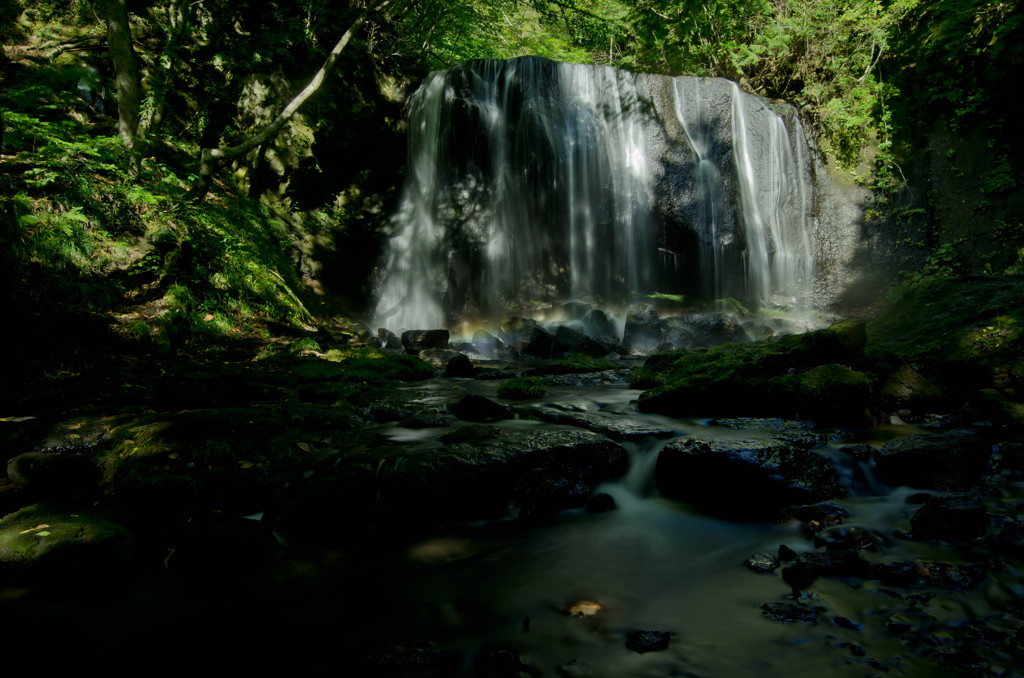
5,369,1023,676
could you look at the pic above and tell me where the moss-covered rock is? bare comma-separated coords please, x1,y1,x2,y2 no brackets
764,363,872,425
636,320,872,424
879,363,944,412
497,376,548,399
0,503,133,573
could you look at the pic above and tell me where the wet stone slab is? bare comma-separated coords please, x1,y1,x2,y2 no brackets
520,405,675,441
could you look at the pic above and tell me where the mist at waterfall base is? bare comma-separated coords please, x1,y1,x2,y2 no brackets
373,57,820,339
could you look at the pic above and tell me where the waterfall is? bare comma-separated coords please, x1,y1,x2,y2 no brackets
374,57,817,332
729,82,814,308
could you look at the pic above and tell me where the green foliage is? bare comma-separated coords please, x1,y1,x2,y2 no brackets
625,0,918,187
895,0,1024,131
980,156,1018,195
369,0,631,70
993,221,1024,274
892,242,962,295
496,375,548,399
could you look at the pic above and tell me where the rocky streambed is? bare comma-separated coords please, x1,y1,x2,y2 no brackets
2,357,1023,677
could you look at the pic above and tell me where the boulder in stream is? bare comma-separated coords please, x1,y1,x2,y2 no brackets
499,317,554,358
681,312,747,347
622,303,662,355
874,430,992,490
401,329,450,354
552,326,608,358
443,353,475,378
374,429,629,524
450,395,513,422
582,308,617,339
376,328,406,355
417,348,462,367
655,437,846,520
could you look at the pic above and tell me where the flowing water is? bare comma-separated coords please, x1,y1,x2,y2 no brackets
331,375,1020,677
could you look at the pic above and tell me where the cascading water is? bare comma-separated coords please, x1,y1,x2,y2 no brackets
374,57,818,332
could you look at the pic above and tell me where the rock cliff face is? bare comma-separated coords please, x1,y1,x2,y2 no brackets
374,56,872,332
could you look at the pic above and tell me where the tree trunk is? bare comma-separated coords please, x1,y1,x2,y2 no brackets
99,0,142,162
187,0,394,202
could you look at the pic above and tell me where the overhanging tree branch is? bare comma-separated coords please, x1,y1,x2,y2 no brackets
187,0,394,201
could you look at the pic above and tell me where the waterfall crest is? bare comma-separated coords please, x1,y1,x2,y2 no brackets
375,57,816,332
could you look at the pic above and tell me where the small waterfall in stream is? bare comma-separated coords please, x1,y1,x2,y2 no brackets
374,57,817,332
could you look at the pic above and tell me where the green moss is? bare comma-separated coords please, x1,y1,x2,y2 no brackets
497,376,548,399
0,504,133,570
534,353,618,376
628,366,663,389
637,320,873,423
765,363,872,424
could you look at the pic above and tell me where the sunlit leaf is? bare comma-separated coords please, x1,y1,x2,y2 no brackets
18,524,50,535
567,600,602,617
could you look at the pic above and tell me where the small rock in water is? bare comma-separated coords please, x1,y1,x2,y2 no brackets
885,614,913,635
871,561,924,587
625,630,671,653
418,348,462,367
401,328,450,353
443,353,475,378
784,503,848,538
744,552,780,573
923,561,987,590
909,494,988,542
584,493,616,514
761,602,818,624
376,328,405,355
474,647,530,678
781,549,870,589
365,641,458,671
814,525,889,552
778,544,799,561
399,410,457,429
556,659,596,678
449,395,513,423
833,616,863,631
